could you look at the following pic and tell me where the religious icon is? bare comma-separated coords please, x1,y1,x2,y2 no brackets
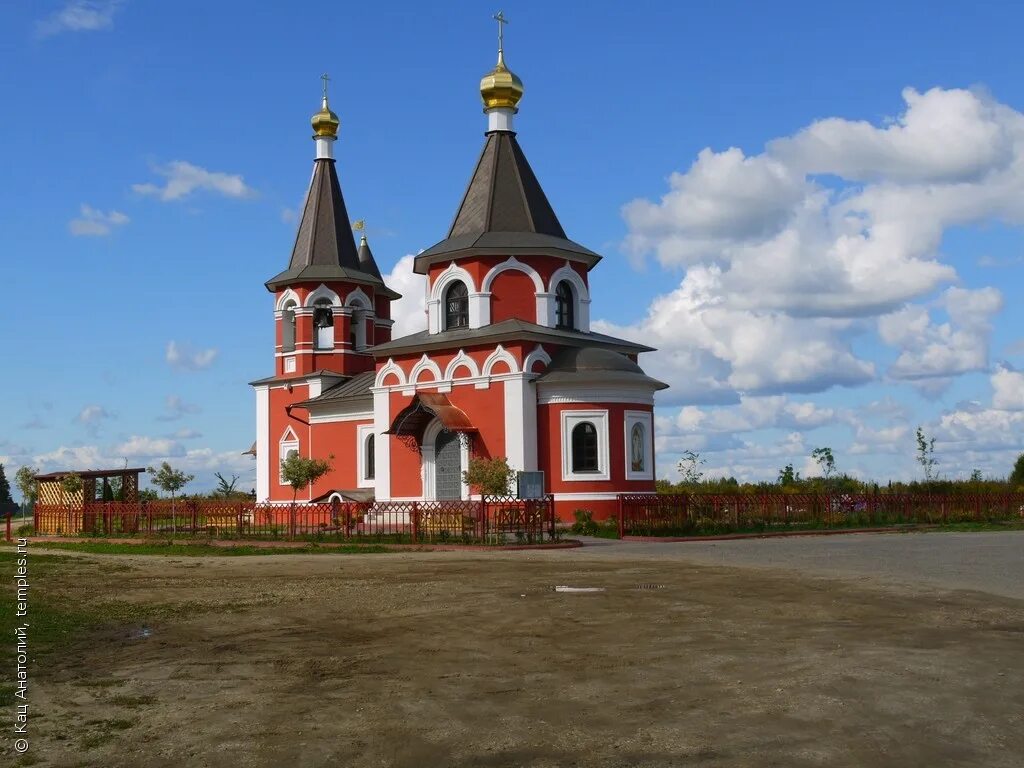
631,423,645,472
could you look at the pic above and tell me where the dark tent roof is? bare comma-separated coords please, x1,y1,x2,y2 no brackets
266,159,399,298
538,347,668,390
414,131,601,273
295,371,375,409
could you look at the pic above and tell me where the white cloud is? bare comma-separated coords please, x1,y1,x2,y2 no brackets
133,161,255,202
670,396,837,435
616,86,1024,408
171,428,203,440
115,435,184,458
166,341,218,371
991,365,1024,410
36,0,121,38
69,204,129,236
381,254,427,337
156,395,202,421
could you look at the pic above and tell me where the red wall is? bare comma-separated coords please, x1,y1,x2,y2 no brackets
490,271,539,324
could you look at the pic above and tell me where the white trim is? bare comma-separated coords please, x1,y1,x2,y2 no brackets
428,263,480,333
409,353,443,384
373,388,391,500
308,410,374,424
552,492,621,502
537,386,656,406
255,386,270,501
482,344,520,376
624,410,654,481
548,263,591,332
275,288,300,312
503,375,537,474
356,423,376,489
278,429,300,486
375,358,407,387
522,345,551,374
421,418,470,501
443,350,482,380
345,287,372,309
481,256,545,293
561,409,610,482
305,284,342,307
284,356,297,373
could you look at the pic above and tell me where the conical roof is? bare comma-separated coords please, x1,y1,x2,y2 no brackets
414,132,601,274
265,159,399,297
357,234,383,279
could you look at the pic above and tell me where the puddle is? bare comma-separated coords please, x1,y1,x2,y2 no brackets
129,626,153,640
553,586,605,593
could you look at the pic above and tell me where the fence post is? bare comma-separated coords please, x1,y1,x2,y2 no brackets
548,494,556,540
480,496,487,541
826,493,832,527
288,504,296,540
411,501,419,544
617,494,625,538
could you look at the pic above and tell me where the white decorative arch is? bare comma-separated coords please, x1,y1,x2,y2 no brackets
275,288,300,312
345,287,372,309
428,263,481,334
444,350,481,380
409,354,443,384
545,263,591,331
481,256,545,294
482,344,520,376
305,284,342,307
279,425,299,442
374,358,407,388
421,417,470,501
429,262,477,300
523,344,552,374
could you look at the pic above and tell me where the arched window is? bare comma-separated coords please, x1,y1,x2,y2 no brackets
445,281,469,330
555,280,575,330
571,422,599,473
282,300,297,352
365,433,375,480
630,423,645,472
313,298,334,350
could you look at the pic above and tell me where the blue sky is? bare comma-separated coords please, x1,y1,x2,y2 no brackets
2,0,1024,495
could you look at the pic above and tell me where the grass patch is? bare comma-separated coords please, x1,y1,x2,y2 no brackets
625,518,1024,537
29,540,393,557
108,694,156,708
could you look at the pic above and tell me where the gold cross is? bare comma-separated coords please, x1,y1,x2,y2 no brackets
321,72,331,102
493,10,508,54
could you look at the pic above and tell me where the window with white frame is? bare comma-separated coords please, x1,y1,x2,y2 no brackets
278,431,299,485
624,410,654,480
281,299,297,352
561,410,610,481
356,424,375,488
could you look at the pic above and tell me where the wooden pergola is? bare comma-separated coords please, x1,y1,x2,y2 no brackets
34,468,145,509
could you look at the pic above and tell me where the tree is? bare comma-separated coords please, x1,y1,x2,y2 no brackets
59,473,83,512
463,456,516,497
677,450,706,485
147,462,194,534
0,464,13,506
915,427,938,483
1011,453,1024,487
14,466,37,507
810,447,835,482
213,472,241,498
777,463,801,487
280,454,332,509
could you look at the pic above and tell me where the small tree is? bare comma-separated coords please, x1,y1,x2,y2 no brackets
213,472,241,498
463,456,516,497
915,427,938,483
59,472,83,513
1010,453,1024,487
810,447,836,482
777,463,800,488
14,466,38,509
677,450,706,486
280,454,332,509
147,462,194,534
0,464,13,506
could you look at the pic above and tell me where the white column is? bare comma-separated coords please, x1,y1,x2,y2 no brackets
536,292,555,327
487,108,515,132
255,386,270,501
372,388,391,500
315,135,335,160
504,375,538,473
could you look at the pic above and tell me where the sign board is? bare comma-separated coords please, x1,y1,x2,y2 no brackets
517,471,546,500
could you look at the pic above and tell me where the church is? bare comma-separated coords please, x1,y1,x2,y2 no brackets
251,32,667,521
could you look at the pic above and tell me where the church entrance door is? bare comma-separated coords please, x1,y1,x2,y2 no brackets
434,431,462,500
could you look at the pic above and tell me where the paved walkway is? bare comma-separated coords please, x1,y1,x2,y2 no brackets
569,530,1024,600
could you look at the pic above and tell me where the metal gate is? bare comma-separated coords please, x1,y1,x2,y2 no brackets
434,431,462,500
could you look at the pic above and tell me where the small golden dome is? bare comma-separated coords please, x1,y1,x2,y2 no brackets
311,97,340,138
480,51,524,112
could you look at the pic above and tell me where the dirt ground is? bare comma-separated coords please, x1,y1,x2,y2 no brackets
13,542,1024,767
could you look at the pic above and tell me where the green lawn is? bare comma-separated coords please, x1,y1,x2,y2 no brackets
16,540,394,557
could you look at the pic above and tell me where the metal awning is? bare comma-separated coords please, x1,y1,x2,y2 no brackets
385,392,477,441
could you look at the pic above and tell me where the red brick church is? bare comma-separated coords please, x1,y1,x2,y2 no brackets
251,38,667,520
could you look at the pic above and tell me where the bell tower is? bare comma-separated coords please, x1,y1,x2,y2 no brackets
264,76,400,379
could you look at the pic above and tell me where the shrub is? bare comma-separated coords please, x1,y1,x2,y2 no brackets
570,509,600,536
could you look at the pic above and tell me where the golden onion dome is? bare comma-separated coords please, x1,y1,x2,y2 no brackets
311,97,340,138
480,50,524,111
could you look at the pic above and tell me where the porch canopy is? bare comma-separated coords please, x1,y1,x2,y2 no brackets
385,393,477,443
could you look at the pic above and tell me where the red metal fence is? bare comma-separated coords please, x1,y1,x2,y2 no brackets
618,493,1024,537
30,496,556,544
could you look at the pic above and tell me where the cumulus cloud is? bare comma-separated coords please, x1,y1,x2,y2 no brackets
68,204,129,236
166,341,217,371
36,0,121,38
381,254,427,337
991,365,1024,410
156,395,202,421
115,435,184,458
616,86,1023,414
133,161,255,202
